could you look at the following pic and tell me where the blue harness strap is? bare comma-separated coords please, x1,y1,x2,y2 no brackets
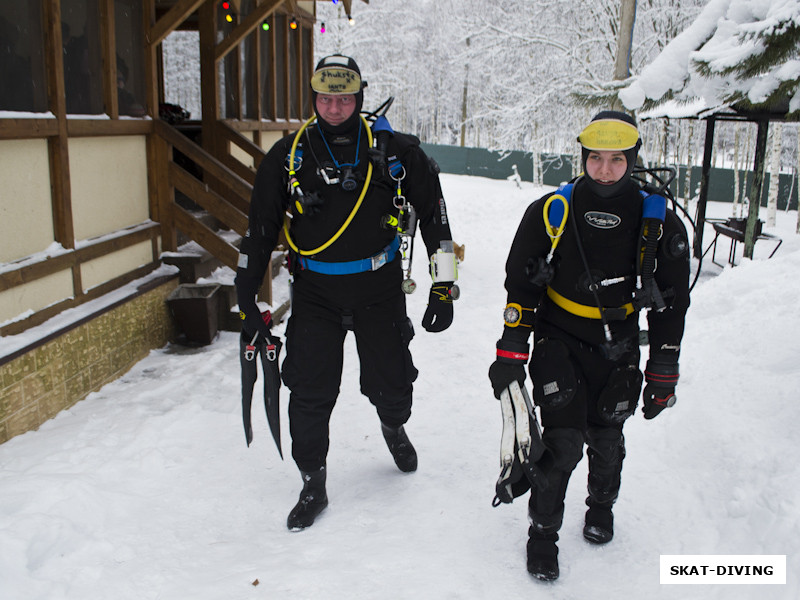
388,160,404,178
547,183,573,227
641,191,667,221
372,115,405,179
546,184,667,225
372,115,395,135
286,146,303,171
297,237,401,275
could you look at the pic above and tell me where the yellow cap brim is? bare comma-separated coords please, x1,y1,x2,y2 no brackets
310,67,362,95
578,119,639,151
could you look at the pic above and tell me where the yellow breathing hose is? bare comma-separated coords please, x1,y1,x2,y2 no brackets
283,115,374,256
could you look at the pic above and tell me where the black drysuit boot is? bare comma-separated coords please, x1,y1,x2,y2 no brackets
526,427,584,581
527,529,560,581
584,498,614,544
583,427,625,544
381,422,418,472
287,465,329,531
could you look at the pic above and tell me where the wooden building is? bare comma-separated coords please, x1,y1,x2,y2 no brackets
0,0,364,443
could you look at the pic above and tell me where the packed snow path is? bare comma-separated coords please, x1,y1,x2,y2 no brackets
1,174,798,599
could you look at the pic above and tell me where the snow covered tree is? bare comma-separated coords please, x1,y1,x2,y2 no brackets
797,127,800,231
732,122,744,216
613,0,800,254
766,123,783,226
618,0,800,117
316,0,705,154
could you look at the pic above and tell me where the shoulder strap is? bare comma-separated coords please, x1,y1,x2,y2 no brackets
372,115,394,136
636,191,669,311
546,183,573,229
641,191,667,222
373,117,421,182
286,143,303,171
542,183,573,262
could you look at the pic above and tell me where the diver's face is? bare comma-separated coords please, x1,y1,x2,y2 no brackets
585,150,628,185
315,93,356,126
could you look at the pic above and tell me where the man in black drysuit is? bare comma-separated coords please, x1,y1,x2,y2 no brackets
489,111,690,580
235,55,458,531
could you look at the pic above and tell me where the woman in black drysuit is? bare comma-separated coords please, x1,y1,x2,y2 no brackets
489,111,690,581
235,55,458,531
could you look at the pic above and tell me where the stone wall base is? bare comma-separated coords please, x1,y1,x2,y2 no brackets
0,276,179,445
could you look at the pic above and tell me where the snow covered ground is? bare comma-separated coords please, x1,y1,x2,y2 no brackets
1,174,798,599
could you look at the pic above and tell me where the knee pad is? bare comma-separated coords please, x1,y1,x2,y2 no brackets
542,427,584,472
586,426,626,505
530,339,579,410
586,427,625,465
597,363,642,425
528,428,583,533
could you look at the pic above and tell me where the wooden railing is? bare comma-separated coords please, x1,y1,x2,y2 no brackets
0,221,162,337
0,120,278,339
153,120,276,304
216,121,265,186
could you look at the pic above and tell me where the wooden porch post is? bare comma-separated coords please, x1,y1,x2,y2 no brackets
99,0,119,120
199,0,220,160
744,119,770,259
693,115,716,259
42,0,74,251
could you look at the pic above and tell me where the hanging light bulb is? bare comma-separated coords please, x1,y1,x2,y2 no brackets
320,22,326,33
262,20,270,31
347,14,354,26
290,16,298,30
222,2,233,23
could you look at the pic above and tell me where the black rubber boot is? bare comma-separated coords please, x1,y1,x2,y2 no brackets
524,428,583,582
527,529,560,581
584,426,624,544
381,422,417,472
583,498,614,544
287,465,328,531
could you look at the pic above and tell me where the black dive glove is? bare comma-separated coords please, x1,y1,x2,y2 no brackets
421,282,455,333
488,339,529,399
235,273,272,340
642,354,679,419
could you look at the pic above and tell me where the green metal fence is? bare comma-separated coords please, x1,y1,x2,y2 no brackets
422,143,798,210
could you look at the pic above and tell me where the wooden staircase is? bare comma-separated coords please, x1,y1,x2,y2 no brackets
153,120,289,328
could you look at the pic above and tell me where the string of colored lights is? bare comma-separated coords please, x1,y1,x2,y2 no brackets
220,1,352,33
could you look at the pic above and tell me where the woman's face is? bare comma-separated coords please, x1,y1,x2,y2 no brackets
585,150,628,186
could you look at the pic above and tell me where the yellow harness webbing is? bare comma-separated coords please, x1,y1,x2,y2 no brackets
546,287,634,320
